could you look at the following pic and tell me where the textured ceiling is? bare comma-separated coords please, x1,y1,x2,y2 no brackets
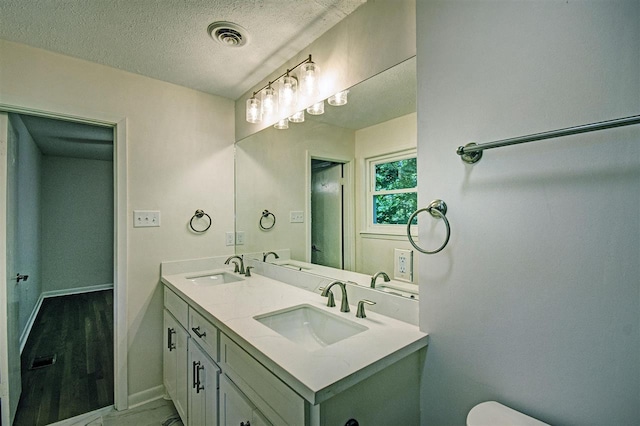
0,0,365,100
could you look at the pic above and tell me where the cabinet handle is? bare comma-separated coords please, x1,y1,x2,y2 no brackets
167,327,176,351
191,326,206,338
240,422,251,426
192,361,199,389
196,362,205,393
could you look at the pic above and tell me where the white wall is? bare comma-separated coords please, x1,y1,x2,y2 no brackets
416,1,639,425
355,113,418,281
41,156,113,292
0,40,236,398
9,115,42,343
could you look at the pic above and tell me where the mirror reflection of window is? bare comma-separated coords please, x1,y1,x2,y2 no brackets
367,149,417,232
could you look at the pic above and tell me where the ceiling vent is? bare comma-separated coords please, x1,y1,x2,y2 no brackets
207,21,248,47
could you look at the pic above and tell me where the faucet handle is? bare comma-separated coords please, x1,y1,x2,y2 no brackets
356,300,376,318
319,287,336,308
231,261,239,273
245,266,253,277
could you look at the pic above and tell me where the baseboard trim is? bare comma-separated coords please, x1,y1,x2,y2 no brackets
41,283,114,299
128,384,166,409
19,293,44,354
19,283,115,354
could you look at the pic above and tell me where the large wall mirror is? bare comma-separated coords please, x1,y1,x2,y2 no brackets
235,56,418,297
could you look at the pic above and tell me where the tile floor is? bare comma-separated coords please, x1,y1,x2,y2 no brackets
50,398,183,426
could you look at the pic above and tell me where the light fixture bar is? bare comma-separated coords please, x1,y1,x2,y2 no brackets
251,54,313,97
246,54,317,123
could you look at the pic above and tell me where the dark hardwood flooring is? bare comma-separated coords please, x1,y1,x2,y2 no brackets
13,290,114,426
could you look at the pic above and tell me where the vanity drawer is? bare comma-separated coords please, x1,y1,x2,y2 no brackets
164,286,188,329
220,333,305,426
188,307,219,361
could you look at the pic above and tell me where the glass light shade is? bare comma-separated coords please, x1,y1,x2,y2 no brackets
261,86,278,116
328,90,349,106
289,110,305,123
299,61,320,97
274,118,289,129
246,97,262,123
278,75,298,110
306,100,325,115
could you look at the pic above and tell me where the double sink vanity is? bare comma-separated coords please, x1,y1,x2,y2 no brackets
161,253,428,425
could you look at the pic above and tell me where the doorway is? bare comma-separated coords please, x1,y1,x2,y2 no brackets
310,159,345,269
1,111,119,425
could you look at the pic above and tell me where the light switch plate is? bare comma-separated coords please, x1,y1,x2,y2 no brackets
236,231,245,245
133,210,160,227
394,248,413,282
290,211,304,223
225,232,235,246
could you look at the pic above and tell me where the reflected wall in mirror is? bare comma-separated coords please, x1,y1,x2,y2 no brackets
235,57,419,294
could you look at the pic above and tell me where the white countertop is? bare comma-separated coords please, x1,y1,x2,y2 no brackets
161,268,428,405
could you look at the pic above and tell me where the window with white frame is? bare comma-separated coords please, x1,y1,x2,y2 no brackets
366,150,417,233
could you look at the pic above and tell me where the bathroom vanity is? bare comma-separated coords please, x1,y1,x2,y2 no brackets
161,259,428,425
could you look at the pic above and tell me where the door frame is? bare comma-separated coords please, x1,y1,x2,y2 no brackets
0,102,129,419
305,150,354,271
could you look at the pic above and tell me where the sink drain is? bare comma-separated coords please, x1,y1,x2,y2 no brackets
29,354,56,370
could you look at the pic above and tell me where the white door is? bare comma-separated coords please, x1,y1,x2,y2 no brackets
189,341,220,426
311,161,343,269
220,374,271,426
164,310,189,423
0,112,23,425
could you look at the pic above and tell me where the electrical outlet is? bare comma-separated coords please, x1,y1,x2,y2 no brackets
236,231,245,245
225,232,235,246
133,210,160,227
290,211,304,223
394,248,413,282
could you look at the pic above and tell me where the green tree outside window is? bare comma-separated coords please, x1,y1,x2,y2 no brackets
373,157,417,225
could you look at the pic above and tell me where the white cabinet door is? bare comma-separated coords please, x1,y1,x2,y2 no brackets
189,340,220,426
164,309,189,423
220,374,271,426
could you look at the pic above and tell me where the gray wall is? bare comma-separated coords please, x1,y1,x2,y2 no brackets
9,114,43,340
41,156,113,292
416,1,639,425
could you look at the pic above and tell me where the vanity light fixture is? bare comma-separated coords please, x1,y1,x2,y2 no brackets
274,118,289,129
299,60,320,97
307,100,325,115
289,110,305,123
328,90,349,106
279,73,298,110
246,96,262,123
261,84,278,116
244,54,320,123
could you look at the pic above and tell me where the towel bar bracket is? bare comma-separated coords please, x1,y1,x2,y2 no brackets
458,143,482,164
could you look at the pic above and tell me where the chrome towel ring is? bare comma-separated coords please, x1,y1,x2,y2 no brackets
406,199,451,254
189,209,212,233
259,210,276,230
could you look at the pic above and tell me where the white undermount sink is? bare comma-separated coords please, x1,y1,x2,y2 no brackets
186,272,243,286
254,304,368,351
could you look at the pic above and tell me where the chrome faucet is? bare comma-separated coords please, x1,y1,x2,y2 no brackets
356,300,376,318
263,251,280,262
321,280,350,312
370,271,390,288
224,255,245,275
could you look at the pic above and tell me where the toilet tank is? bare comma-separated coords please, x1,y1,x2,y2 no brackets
467,401,550,426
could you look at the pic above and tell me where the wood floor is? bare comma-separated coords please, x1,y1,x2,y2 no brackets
14,290,114,426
